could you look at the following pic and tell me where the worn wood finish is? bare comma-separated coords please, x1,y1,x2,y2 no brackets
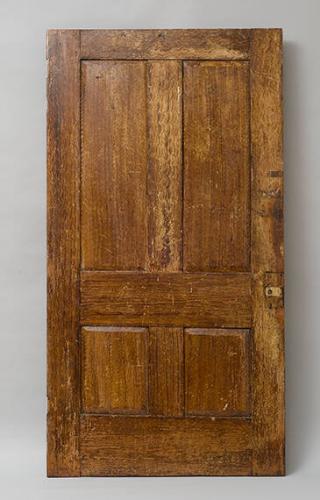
81,327,148,414
80,271,252,327
183,61,250,271
81,61,148,270
185,329,251,417
149,327,184,416
80,415,252,476
47,30,80,476
48,29,284,477
80,29,250,60
250,29,285,475
147,61,182,271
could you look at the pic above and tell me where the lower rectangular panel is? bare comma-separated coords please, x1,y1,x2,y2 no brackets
80,415,252,476
185,329,251,417
81,327,148,414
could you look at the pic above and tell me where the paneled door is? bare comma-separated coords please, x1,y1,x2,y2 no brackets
47,29,284,476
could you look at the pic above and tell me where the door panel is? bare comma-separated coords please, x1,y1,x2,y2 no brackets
81,327,148,414
47,29,284,477
81,61,148,270
185,328,251,416
183,61,250,271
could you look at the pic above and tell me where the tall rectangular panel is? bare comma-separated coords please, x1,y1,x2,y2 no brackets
81,61,148,270
183,61,250,271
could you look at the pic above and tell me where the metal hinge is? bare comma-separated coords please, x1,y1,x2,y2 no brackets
264,286,283,298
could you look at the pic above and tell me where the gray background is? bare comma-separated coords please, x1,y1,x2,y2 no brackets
0,0,319,497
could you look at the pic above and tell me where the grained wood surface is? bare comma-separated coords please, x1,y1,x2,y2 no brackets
81,61,148,270
80,29,250,60
183,61,250,271
48,28,285,478
250,29,285,475
81,327,148,414
80,271,252,327
149,327,184,416
185,329,250,416
147,61,182,271
80,415,252,476
250,32,284,274
47,30,80,477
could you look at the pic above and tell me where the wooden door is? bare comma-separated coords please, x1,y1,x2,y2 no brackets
47,29,284,477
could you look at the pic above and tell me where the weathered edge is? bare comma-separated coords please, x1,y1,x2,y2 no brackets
47,29,81,476
250,28,285,475
80,29,250,60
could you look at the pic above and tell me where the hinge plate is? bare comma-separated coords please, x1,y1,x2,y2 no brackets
265,286,283,298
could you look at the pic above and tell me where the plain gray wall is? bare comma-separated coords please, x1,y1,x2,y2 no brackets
0,0,319,497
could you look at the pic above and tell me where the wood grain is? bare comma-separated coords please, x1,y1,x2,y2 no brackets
81,61,148,270
250,31,284,273
250,29,285,475
80,29,250,60
47,30,80,476
149,327,184,416
81,327,148,414
185,329,251,417
80,271,252,328
80,415,252,476
147,61,182,271
183,61,250,271
47,28,285,477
